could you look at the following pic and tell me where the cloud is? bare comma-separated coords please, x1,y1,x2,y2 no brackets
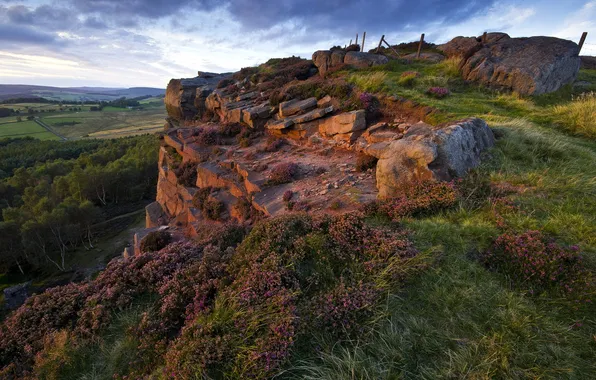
0,23,62,45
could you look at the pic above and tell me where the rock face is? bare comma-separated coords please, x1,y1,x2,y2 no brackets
319,110,366,136
439,34,580,95
366,118,495,198
312,50,388,76
165,72,233,121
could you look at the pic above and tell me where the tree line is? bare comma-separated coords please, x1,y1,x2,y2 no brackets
0,135,159,275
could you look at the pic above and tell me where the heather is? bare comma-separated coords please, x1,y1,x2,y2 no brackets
0,213,425,378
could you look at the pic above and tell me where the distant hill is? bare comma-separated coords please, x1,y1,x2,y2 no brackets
0,84,165,102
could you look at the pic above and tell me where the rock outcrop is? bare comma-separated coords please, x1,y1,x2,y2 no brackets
313,50,388,76
439,34,580,95
165,72,233,121
366,118,494,198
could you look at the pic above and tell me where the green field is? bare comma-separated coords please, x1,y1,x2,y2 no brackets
0,97,166,140
0,120,59,140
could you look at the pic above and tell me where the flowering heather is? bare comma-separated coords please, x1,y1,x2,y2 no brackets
0,213,422,379
266,162,300,186
366,181,458,221
193,126,220,146
427,86,450,98
282,190,294,202
482,231,594,303
359,92,374,108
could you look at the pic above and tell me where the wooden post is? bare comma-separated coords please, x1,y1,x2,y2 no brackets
382,38,400,57
376,35,385,53
482,31,487,44
417,33,425,58
362,32,366,52
349,39,352,46
355,33,359,46
578,32,588,54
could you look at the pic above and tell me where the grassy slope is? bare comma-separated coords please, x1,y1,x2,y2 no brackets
293,63,596,378
0,120,59,140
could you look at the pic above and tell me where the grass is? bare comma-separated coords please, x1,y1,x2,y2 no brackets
0,120,59,140
290,120,596,378
552,92,596,138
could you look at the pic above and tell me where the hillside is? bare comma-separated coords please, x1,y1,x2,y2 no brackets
0,84,165,102
1,32,595,379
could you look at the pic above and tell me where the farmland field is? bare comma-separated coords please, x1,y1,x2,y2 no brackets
0,97,166,140
0,120,59,140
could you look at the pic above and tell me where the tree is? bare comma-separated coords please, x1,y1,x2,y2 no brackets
16,116,22,122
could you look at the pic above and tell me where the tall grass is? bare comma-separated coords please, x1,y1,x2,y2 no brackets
552,92,596,138
348,72,388,92
436,56,462,79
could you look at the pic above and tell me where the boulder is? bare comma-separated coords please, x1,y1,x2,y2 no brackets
165,72,232,121
366,118,494,198
461,36,580,95
3,283,29,310
437,36,482,58
279,98,317,118
146,201,167,228
312,50,332,76
483,32,510,44
319,110,366,136
402,52,446,63
344,52,389,68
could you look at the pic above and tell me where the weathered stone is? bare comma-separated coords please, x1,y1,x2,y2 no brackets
146,201,167,228
319,110,366,136
279,98,317,118
461,36,580,95
402,52,445,63
292,107,333,124
267,119,295,130
242,102,274,129
317,95,333,108
364,130,401,144
366,118,495,198
437,36,482,58
164,133,184,152
312,50,332,76
165,73,232,121
344,52,389,68
3,283,29,310
331,50,346,66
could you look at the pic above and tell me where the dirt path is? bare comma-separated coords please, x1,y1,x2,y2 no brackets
33,118,68,141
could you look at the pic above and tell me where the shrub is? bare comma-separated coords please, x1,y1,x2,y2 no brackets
192,187,213,209
218,124,242,137
552,92,596,138
282,190,293,202
398,71,419,87
266,162,299,186
262,136,286,152
482,231,594,303
345,44,360,52
329,200,342,210
194,127,220,146
366,181,458,221
238,138,251,148
233,197,261,221
202,198,225,220
355,153,378,172
140,230,172,253
426,87,450,98
174,161,198,187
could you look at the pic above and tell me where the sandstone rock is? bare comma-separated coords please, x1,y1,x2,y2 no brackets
165,73,232,121
331,50,346,66
292,107,333,124
344,52,389,68
364,130,402,144
242,102,274,129
402,52,445,63
317,95,333,108
366,118,494,198
461,36,580,95
437,36,482,58
164,133,184,152
319,110,366,136
279,98,317,118
312,50,332,76
146,201,167,228
483,32,510,44
267,118,295,130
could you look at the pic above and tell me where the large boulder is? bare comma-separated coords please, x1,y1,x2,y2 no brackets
437,36,482,59
165,72,232,121
366,118,494,198
461,36,580,95
312,50,388,76
319,110,366,136
3,283,29,310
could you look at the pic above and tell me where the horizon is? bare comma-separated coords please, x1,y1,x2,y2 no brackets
1,0,595,88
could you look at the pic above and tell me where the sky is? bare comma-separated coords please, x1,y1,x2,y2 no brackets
0,0,595,88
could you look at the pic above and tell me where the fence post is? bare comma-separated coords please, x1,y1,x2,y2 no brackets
349,39,352,46
382,38,400,57
356,33,359,46
482,31,487,44
362,32,366,52
376,35,385,53
416,33,425,58
578,32,588,54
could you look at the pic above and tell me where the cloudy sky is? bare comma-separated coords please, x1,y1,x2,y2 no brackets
1,0,595,88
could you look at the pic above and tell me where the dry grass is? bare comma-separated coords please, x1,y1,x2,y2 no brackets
348,72,388,92
436,56,462,78
552,92,596,138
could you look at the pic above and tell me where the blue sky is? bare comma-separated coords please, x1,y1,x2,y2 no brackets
0,0,594,88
